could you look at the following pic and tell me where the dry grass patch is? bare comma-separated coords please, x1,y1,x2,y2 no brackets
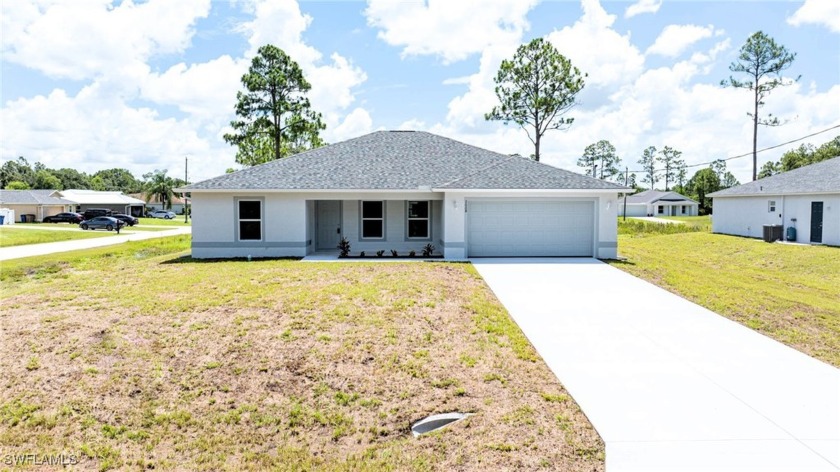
611,232,840,366
1,240,602,471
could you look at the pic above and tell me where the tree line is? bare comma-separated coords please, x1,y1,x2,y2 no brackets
1,157,184,209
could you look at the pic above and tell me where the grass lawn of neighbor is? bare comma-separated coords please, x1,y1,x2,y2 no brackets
137,217,191,226
610,219,840,367
0,236,603,471
0,226,113,248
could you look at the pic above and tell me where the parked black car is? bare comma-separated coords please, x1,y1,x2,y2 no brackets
82,208,113,220
112,213,139,226
43,212,84,224
80,216,124,231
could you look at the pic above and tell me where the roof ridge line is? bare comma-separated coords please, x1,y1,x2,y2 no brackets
433,154,517,188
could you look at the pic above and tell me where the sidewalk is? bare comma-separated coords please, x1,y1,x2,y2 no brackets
0,227,191,261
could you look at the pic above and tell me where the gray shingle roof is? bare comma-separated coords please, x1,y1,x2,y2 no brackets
708,157,840,197
0,189,74,205
624,190,698,204
185,131,629,191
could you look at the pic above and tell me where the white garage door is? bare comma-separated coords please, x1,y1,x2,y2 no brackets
467,200,594,257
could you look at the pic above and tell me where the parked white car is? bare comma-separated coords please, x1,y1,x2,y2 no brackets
149,210,176,219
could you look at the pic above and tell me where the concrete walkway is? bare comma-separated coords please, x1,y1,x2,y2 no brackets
472,258,840,472
0,227,191,261
629,216,686,224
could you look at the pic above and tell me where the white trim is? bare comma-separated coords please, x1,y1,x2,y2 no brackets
236,198,263,242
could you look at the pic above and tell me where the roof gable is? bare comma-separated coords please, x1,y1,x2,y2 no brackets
625,190,698,204
0,190,75,205
709,157,840,197
185,131,628,192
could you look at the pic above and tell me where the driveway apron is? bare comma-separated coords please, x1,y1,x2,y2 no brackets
472,258,840,472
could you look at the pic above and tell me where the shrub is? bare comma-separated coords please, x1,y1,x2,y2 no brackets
337,238,351,257
409,250,416,257
422,243,436,257
390,249,398,257
376,250,385,257
359,251,365,257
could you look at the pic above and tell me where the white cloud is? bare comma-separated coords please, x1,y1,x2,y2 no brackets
141,56,245,121
546,0,645,90
787,0,840,33
646,24,718,58
365,0,538,64
0,0,371,182
1,0,211,80
329,108,374,142
0,87,212,178
624,0,662,19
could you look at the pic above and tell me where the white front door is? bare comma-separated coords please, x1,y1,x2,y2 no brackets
316,201,342,250
467,200,595,257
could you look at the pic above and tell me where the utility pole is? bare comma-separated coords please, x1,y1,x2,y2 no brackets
623,166,629,221
184,156,189,223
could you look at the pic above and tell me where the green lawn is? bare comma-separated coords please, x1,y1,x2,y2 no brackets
610,231,840,367
137,217,190,226
0,226,113,248
0,237,603,471
660,215,712,229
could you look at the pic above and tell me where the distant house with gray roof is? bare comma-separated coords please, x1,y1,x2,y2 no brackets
178,130,629,260
618,190,699,217
708,157,839,246
0,189,75,223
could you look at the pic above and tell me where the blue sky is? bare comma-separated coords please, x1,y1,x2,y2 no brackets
2,0,838,184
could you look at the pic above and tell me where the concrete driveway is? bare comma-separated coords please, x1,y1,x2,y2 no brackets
472,258,840,472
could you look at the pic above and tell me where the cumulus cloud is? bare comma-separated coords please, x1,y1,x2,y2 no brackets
0,86,211,177
365,0,538,63
625,0,662,18
546,0,646,89
1,0,211,80
1,0,371,181
646,24,719,58
787,0,840,33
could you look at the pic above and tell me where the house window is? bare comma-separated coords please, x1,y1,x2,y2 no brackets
361,201,384,239
768,200,776,212
407,201,430,239
681,205,687,214
237,200,262,241
657,205,664,214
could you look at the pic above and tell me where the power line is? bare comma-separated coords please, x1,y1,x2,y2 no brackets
624,123,840,175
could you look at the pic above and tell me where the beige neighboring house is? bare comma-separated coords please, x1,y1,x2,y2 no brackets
0,189,75,223
129,193,188,214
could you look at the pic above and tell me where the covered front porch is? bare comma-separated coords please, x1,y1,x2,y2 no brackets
306,197,444,257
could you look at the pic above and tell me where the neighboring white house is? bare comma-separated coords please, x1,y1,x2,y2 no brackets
178,131,629,260
56,189,146,217
708,157,839,246
0,189,75,222
618,190,699,217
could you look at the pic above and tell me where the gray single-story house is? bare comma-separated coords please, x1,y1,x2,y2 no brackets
0,189,75,223
179,131,629,260
618,189,699,217
708,157,839,246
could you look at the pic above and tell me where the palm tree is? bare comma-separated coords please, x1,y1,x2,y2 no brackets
143,170,175,210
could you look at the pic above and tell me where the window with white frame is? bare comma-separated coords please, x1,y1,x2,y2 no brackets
681,205,687,214
238,200,262,240
361,201,384,239
768,200,776,212
657,205,664,214
407,201,430,239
